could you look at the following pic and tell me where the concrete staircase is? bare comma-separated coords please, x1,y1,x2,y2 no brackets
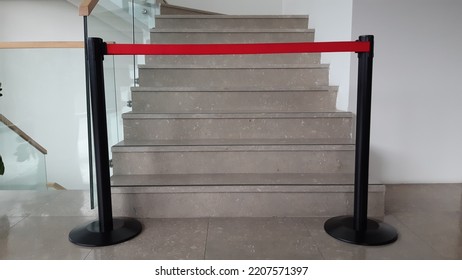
111,14,385,218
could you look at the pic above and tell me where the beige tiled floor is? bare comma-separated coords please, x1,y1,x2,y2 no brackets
0,184,461,259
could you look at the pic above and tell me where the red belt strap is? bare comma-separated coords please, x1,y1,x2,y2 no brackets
106,41,370,55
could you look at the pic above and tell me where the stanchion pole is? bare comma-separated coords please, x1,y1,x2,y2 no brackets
354,34,374,234
69,37,142,247
324,35,398,245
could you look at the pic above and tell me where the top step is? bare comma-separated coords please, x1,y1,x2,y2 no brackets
155,15,309,30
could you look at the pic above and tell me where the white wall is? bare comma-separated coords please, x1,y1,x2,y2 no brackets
0,0,83,41
351,0,462,183
168,0,283,15
282,0,353,111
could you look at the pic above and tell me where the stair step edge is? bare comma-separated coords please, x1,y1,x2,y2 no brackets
138,64,329,69
112,173,355,186
114,138,354,147
156,15,309,19
122,112,352,119
111,175,385,193
130,86,338,92
112,144,355,153
151,28,315,33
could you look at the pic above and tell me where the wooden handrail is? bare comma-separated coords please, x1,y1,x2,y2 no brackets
0,114,47,155
79,0,100,16
0,41,84,49
47,182,67,190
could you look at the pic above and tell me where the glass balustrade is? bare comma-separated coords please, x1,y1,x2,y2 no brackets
0,0,157,199
0,118,47,190
86,0,157,144
83,0,157,206
0,48,87,191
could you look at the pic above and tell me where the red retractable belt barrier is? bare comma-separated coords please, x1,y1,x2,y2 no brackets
70,36,397,248
106,41,370,55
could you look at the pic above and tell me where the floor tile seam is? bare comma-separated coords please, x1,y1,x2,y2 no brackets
388,214,447,259
300,217,328,260
203,217,210,260
7,214,30,229
309,232,328,260
386,210,462,215
83,249,93,260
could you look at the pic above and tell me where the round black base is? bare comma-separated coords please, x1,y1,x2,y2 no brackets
69,217,142,247
324,215,398,246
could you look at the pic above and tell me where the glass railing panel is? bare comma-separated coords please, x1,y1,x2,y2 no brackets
0,120,47,191
88,1,131,147
86,0,157,158
86,0,153,144
84,0,157,205
132,0,158,81
132,0,158,43
92,0,156,43
0,48,88,191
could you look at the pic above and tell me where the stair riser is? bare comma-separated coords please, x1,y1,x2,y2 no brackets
111,174,355,187
150,31,315,43
132,90,337,113
155,17,309,30
112,150,354,175
123,117,352,140
146,53,321,66
111,190,384,218
139,68,329,88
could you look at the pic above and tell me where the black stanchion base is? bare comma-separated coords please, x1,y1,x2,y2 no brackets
324,215,398,246
69,217,142,247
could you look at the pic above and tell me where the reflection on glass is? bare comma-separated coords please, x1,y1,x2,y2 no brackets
0,121,47,190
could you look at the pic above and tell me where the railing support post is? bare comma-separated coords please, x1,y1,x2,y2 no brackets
324,35,398,246
69,37,142,247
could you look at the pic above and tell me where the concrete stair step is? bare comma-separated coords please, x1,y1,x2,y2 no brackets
150,28,315,43
111,173,353,187
111,142,355,175
146,53,320,66
122,112,353,140
114,138,355,147
155,15,309,30
131,86,337,113
110,180,385,218
138,64,329,88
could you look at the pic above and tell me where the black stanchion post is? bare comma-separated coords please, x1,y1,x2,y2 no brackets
354,34,374,234
88,37,113,232
69,37,142,247
324,35,398,246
